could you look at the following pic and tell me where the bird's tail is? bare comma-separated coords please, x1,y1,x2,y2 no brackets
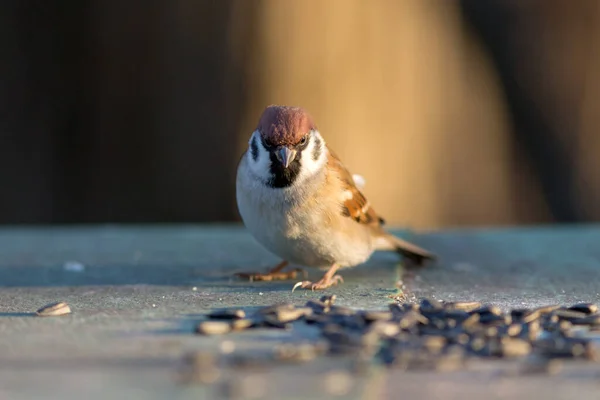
374,233,436,266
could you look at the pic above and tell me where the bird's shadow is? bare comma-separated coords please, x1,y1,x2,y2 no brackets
0,312,36,317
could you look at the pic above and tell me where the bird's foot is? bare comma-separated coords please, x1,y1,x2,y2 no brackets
234,261,307,282
292,272,344,292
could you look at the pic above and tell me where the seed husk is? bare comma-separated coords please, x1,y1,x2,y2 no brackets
443,301,482,312
522,310,541,323
263,307,312,324
36,301,71,317
258,303,295,315
534,305,560,315
196,321,232,335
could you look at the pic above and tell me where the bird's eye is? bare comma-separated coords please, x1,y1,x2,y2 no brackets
299,136,308,145
262,138,274,150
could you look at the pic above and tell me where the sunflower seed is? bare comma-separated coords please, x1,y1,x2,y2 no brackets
510,308,529,321
461,313,481,329
506,324,522,337
479,313,509,325
419,298,444,313
398,311,428,329
306,300,329,313
304,313,329,325
470,305,502,316
551,309,588,322
568,302,598,315
209,308,246,320
521,320,541,341
440,310,471,322
230,318,255,331
36,301,71,317
388,303,405,315
320,295,337,307
264,307,311,324
534,305,560,315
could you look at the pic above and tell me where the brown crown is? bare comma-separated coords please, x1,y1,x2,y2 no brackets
257,105,316,146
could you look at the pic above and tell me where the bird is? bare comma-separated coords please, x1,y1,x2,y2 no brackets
235,105,436,291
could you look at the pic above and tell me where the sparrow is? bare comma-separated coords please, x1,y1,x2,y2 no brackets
235,105,436,291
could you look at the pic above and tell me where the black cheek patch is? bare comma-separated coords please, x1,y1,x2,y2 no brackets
250,136,259,161
312,135,322,161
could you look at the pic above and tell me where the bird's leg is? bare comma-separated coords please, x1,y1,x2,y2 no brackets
292,263,344,292
234,260,307,282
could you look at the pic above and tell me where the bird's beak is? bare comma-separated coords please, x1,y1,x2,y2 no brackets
277,147,297,169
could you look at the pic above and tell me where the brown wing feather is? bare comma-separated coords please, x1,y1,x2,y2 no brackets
327,147,385,228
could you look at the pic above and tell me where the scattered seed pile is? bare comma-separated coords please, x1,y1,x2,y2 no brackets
193,296,600,374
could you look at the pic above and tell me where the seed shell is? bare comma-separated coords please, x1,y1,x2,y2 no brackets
36,301,71,317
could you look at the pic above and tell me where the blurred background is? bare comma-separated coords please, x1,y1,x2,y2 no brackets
1,0,599,230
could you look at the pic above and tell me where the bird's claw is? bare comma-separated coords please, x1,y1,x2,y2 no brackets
291,275,344,292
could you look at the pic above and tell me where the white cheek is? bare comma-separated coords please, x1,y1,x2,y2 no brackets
246,130,272,182
295,131,327,184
